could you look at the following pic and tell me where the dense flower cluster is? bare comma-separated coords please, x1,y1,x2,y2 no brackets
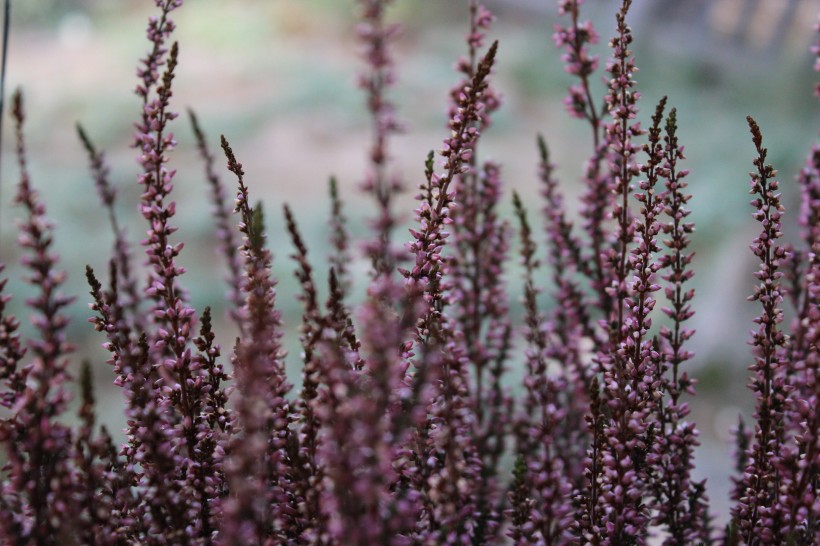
0,0,817,544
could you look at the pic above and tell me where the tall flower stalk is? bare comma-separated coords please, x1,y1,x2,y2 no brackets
189,110,245,333
731,117,790,545
78,125,145,335
0,90,77,545
219,137,298,544
358,0,404,277
648,107,709,545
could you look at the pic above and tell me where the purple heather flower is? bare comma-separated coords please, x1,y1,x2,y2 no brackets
0,268,25,413
2,1,819,544
78,125,146,336
645,105,710,545
357,0,405,277
779,128,820,546
447,158,513,540
189,110,245,335
315,287,418,544
91,3,230,542
218,137,298,545
512,191,575,545
401,40,498,340
554,1,600,121
731,117,791,545
554,0,616,318
284,203,333,541
396,12,500,542
327,177,353,298
0,90,78,544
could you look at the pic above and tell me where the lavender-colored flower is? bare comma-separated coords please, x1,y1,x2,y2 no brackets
417,335,483,545
448,1,500,139
777,109,820,546
189,110,245,334
638,104,711,545
0,268,25,413
284,203,330,541
78,124,145,335
327,177,353,298
140,27,225,546
731,117,790,545
554,0,613,313
72,362,131,546
401,40,498,339
441,5,507,419
602,0,643,317
574,2,657,543
554,0,601,125
315,280,420,544
2,1,820,544
87,265,189,543
218,137,298,545
538,138,595,475
398,30,500,546
512,191,574,545
357,0,405,277
778,27,820,542
449,164,513,540
0,89,78,544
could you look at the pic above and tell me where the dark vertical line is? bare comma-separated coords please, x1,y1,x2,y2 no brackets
0,0,10,243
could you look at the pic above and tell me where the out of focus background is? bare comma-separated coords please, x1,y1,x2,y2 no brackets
0,0,817,528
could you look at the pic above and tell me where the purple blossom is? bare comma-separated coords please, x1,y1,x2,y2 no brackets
445,8,511,527
357,0,405,277
0,1,818,544
0,90,78,544
512,191,574,545
189,111,245,334
731,117,791,545
327,177,353,298
218,137,297,544
648,106,710,545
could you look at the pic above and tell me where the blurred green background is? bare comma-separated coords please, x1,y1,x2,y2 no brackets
0,0,817,528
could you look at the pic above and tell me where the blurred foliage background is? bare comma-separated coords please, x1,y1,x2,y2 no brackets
0,0,817,526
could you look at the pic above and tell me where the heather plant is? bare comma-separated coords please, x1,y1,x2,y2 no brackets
0,0,818,545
